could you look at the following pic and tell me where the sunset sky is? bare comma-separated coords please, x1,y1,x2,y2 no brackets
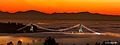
0,0,120,15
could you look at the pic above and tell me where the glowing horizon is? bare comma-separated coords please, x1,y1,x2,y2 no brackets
0,0,120,15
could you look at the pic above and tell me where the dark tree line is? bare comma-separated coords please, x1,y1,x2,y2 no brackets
0,22,38,33
44,36,58,45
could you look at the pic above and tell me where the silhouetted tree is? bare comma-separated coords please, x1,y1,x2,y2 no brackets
86,43,89,45
7,41,13,45
44,36,58,45
117,41,120,45
101,41,106,45
95,42,100,45
17,40,22,45
73,44,76,45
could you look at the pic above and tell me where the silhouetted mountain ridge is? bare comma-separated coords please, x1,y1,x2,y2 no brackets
0,10,120,21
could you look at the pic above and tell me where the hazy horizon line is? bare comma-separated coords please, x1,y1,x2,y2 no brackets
0,10,120,16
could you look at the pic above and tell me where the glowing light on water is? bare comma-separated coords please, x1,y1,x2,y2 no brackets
71,32,74,34
0,36,13,38
95,33,101,35
20,39,23,41
105,32,120,37
0,36,35,44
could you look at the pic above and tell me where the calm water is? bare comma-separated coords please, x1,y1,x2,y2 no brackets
0,36,36,45
0,32,120,45
0,20,120,45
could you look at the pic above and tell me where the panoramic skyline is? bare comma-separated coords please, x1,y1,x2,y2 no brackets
0,0,120,15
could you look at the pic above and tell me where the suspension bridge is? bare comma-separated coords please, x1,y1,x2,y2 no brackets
17,23,101,35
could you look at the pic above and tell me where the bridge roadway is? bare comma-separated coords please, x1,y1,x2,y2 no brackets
39,32,102,35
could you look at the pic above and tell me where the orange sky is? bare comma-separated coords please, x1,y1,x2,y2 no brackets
0,0,120,15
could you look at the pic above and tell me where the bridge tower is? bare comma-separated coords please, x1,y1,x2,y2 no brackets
30,25,34,32
79,24,83,33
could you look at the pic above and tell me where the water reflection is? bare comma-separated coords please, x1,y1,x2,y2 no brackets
0,36,34,45
0,32,119,45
